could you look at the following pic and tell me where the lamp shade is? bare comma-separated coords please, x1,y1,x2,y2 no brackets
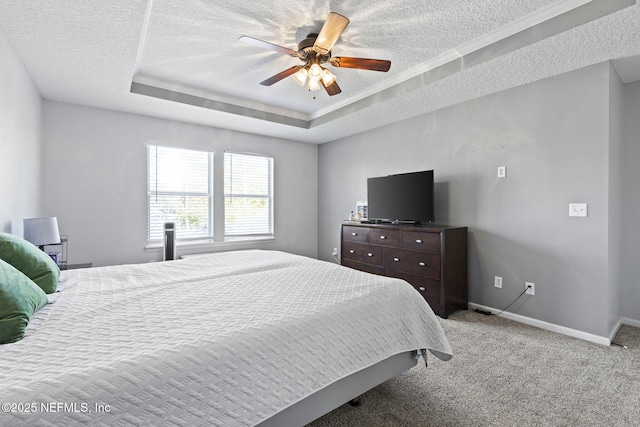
23,217,61,246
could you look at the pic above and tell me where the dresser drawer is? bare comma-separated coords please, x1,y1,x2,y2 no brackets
402,230,441,252
342,242,383,266
383,248,441,279
343,226,369,243
391,271,442,305
369,228,400,247
342,259,385,276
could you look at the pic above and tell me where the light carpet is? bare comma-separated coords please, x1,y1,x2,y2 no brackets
307,310,640,427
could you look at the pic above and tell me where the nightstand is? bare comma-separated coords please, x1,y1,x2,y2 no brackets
61,263,93,270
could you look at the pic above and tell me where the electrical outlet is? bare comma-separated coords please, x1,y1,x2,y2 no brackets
332,248,338,256
498,166,507,178
569,203,588,217
494,276,503,288
525,282,535,295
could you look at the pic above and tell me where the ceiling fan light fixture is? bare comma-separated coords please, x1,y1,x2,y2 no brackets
293,67,308,86
308,78,321,91
308,63,323,80
321,68,336,86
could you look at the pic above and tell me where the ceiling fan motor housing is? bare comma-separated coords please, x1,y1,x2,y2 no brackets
298,33,331,64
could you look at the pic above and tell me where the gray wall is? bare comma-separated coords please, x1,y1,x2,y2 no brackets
0,30,42,234
622,80,640,323
319,62,622,338
42,101,318,267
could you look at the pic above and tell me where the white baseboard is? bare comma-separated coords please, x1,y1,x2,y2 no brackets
621,317,640,328
468,302,611,346
608,318,624,344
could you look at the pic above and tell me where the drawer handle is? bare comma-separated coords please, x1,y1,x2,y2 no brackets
380,235,386,240
393,257,400,262
349,250,355,254
419,287,426,291
416,239,423,243
419,262,426,267
351,232,358,236
367,253,373,257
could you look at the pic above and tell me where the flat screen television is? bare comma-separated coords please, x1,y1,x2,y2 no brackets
367,170,434,224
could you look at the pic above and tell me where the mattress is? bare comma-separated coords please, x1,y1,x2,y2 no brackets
0,250,452,426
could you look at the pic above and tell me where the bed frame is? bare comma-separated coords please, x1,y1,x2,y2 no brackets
257,350,419,426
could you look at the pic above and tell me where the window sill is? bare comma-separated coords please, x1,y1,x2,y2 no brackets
144,236,275,252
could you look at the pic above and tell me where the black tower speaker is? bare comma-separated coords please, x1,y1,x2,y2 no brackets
164,222,176,261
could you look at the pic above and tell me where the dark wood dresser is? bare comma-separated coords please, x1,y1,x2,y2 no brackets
341,223,468,318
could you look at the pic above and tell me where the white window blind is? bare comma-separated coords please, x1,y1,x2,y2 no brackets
148,145,213,242
224,152,274,237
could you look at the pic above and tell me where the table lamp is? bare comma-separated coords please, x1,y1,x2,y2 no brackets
23,217,61,250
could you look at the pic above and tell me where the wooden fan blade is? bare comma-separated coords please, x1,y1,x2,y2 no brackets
260,66,302,86
323,80,342,96
314,12,350,54
239,36,298,57
331,57,391,72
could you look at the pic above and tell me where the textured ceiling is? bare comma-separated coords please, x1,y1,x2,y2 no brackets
1,0,639,143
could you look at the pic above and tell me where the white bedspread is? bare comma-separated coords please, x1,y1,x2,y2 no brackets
0,250,452,426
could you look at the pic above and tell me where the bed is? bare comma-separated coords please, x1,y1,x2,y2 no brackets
0,249,452,426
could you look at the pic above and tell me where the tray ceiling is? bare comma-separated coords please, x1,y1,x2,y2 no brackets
1,0,639,143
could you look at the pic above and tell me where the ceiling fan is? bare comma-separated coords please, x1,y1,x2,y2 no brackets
239,12,391,97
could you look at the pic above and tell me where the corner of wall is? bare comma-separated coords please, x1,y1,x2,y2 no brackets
0,28,43,235
606,62,624,333
620,77,640,324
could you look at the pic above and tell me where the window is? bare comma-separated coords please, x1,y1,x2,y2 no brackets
148,144,213,242
224,152,274,237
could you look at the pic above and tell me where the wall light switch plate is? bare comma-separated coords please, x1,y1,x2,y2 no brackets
497,166,506,178
494,276,503,288
569,203,588,217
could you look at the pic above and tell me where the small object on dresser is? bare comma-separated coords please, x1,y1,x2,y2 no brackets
356,201,368,220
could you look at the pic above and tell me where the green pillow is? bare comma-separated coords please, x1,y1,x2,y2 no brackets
0,258,49,344
0,232,60,294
